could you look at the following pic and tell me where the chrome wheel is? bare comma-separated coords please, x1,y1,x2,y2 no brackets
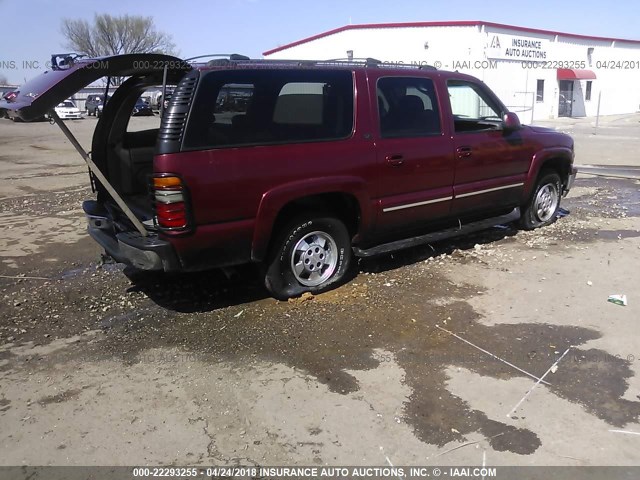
534,183,559,222
290,231,338,287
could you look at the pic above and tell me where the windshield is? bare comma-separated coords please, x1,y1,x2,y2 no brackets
58,101,75,108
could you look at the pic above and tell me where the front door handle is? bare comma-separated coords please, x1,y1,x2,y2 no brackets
385,154,404,166
456,146,472,158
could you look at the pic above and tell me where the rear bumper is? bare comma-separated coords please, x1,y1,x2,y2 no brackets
57,112,83,119
84,201,181,271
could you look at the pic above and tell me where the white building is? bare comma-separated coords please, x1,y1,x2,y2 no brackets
263,21,640,122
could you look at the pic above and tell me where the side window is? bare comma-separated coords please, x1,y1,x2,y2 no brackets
447,80,503,133
184,70,354,149
377,77,441,138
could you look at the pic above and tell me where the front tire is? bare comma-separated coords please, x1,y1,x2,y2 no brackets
520,170,562,230
264,215,352,300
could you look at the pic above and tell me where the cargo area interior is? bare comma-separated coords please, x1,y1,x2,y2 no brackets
94,78,166,224
108,127,158,220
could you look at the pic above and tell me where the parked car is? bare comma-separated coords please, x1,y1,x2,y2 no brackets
156,90,174,110
1,93,11,118
0,54,576,300
161,93,172,110
85,94,109,116
53,100,83,119
131,97,154,116
4,89,47,121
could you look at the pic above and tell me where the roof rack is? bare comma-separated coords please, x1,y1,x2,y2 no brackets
191,56,438,70
194,58,320,68
324,57,383,67
184,53,250,63
321,58,438,70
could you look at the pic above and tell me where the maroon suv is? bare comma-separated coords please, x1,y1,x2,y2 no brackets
0,53,576,299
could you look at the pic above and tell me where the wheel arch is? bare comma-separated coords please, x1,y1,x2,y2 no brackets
251,178,370,262
523,148,573,200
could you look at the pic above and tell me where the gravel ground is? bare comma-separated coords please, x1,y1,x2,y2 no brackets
0,114,639,468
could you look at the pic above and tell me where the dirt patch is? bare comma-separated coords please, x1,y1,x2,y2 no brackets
6,255,638,456
0,143,639,464
38,388,82,406
569,177,640,218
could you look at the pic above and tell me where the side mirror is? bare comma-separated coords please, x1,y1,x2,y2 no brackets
503,112,521,131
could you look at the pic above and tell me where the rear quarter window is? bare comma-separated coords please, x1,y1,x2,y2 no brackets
183,69,354,149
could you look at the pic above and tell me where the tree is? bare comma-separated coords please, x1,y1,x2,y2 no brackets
61,14,176,58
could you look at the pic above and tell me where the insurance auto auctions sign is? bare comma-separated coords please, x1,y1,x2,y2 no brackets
486,33,551,61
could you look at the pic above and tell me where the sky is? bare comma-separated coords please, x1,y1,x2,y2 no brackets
1,0,639,84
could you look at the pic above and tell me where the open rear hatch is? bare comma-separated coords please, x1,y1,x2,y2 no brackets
0,53,192,270
0,53,189,120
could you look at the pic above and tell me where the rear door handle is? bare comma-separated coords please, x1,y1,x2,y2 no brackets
456,146,472,158
385,154,404,166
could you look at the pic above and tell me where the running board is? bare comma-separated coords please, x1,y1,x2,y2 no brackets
353,208,520,258
49,110,148,237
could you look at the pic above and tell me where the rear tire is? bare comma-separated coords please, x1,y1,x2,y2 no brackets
519,170,562,230
264,215,352,300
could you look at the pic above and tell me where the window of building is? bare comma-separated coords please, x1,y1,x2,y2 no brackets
184,69,354,148
377,77,441,138
536,80,544,103
446,80,503,132
586,81,592,101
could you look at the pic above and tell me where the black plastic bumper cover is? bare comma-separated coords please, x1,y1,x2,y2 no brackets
88,227,181,271
84,201,181,271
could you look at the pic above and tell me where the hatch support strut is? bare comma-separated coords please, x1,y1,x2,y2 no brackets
160,65,168,117
48,110,148,237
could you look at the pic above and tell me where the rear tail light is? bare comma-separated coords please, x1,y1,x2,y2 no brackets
152,174,190,231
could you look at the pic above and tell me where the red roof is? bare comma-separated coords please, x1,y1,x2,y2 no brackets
263,21,640,56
